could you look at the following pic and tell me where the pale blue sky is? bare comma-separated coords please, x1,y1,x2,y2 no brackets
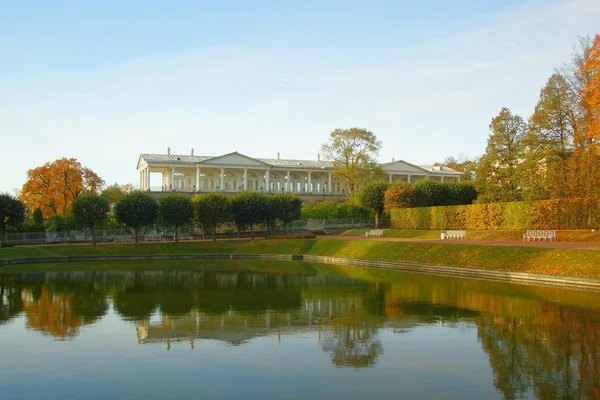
1,0,599,192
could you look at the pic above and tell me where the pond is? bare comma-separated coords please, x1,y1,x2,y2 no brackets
1,260,599,399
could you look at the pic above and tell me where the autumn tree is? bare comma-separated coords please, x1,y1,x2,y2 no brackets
475,108,527,203
71,194,110,245
321,128,383,193
158,193,194,243
0,193,24,244
114,191,159,243
357,182,387,228
384,182,414,210
101,183,128,205
20,158,104,218
436,154,476,181
192,193,232,240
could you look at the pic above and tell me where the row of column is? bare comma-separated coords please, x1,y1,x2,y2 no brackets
141,165,348,193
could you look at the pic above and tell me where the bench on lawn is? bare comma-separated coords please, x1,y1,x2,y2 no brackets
365,229,384,238
523,230,556,241
441,230,466,240
144,233,164,242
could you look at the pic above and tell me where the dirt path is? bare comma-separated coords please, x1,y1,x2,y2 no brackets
324,235,600,250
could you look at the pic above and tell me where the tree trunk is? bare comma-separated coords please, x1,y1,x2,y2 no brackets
134,226,139,244
0,228,5,245
212,224,217,241
175,225,179,243
283,221,287,232
375,212,380,229
90,225,96,245
250,224,254,240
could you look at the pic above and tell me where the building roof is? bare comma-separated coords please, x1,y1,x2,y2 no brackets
138,153,461,175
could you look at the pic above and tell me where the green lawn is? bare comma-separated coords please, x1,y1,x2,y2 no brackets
2,238,600,279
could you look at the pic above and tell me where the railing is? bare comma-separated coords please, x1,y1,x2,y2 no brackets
148,186,348,195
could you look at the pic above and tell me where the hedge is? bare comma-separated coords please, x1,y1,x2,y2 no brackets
390,197,600,230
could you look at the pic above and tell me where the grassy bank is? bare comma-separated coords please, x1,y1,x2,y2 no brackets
342,228,600,242
2,238,600,278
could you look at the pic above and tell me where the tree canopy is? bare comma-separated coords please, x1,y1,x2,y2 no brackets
71,194,110,244
321,128,383,193
20,158,104,218
114,191,159,243
357,182,388,228
158,193,194,243
0,193,25,244
192,193,232,240
230,192,268,239
270,194,302,231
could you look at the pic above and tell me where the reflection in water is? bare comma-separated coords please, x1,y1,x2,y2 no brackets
2,265,600,398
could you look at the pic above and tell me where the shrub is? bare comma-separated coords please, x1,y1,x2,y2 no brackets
310,201,338,220
384,182,413,210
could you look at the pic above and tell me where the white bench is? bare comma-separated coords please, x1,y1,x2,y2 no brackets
523,230,556,241
441,230,466,240
365,229,384,238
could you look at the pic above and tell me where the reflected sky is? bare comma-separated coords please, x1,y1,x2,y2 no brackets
1,262,599,399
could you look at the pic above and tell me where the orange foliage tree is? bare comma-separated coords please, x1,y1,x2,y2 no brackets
20,158,104,217
582,34,600,148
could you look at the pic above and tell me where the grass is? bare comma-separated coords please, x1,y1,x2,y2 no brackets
341,228,600,242
2,238,600,279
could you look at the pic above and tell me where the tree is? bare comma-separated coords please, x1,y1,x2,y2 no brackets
436,154,476,181
192,193,232,240
32,208,44,225
384,182,414,210
230,192,268,239
584,35,600,145
321,127,383,193
20,158,104,218
271,194,302,231
114,191,159,243
158,193,194,243
357,182,387,228
447,182,477,205
527,73,577,198
71,194,110,245
45,214,77,232
0,194,24,244
475,108,527,203
411,179,451,207
309,201,338,220
101,183,128,205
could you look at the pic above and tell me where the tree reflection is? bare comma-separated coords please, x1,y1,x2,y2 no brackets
0,279,23,325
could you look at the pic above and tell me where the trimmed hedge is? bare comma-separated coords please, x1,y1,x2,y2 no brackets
390,197,600,230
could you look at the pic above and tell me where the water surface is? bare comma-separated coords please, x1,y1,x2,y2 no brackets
1,261,599,399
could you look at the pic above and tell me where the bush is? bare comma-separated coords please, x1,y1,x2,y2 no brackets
390,197,600,230
310,201,338,220
357,181,388,228
269,234,316,239
384,182,413,210
46,214,77,232
336,203,371,220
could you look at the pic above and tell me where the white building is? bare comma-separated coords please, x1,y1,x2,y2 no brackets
137,150,462,195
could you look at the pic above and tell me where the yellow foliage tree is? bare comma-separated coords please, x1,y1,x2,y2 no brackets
20,158,104,217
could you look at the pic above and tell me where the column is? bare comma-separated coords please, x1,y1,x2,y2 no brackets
243,168,248,191
407,174,411,184
265,170,270,192
171,167,176,190
388,174,393,184
328,172,332,194
146,167,151,191
286,170,291,192
196,165,201,191
139,171,143,190
307,171,312,193
220,167,225,191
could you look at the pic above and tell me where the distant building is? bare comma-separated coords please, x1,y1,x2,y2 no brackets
137,150,462,194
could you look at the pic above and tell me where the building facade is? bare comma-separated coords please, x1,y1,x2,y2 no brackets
137,150,462,195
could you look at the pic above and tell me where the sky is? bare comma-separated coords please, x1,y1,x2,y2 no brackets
1,0,599,193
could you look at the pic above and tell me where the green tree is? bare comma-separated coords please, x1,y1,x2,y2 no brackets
529,73,576,198
192,193,232,240
447,182,477,205
336,203,370,220
230,192,268,239
475,108,527,203
383,182,414,210
357,182,387,228
321,127,383,193
271,194,302,231
71,194,110,244
411,179,451,207
114,191,159,243
309,201,338,220
32,208,44,225
45,214,77,232
0,194,24,244
101,183,127,205
158,193,193,243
